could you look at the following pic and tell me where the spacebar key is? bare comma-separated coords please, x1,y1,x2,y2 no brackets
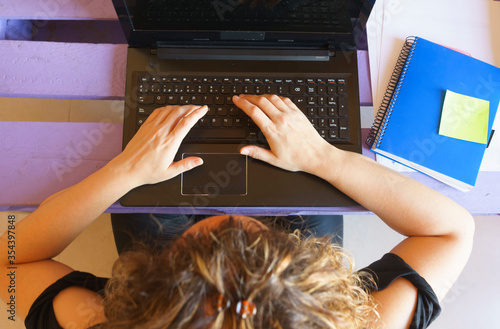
185,128,246,140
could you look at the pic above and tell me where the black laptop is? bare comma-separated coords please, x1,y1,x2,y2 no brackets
113,0,363,209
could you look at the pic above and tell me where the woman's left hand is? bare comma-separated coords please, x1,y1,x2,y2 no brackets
110,104,208,187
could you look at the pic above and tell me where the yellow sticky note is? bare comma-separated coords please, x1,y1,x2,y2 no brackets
438,90,490,144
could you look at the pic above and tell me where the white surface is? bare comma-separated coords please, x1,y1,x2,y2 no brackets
344,214,500,329
368,0,500,113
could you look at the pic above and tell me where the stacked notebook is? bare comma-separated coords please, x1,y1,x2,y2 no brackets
366,36,500,191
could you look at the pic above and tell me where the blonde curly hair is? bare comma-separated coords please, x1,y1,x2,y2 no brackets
102,217,378,329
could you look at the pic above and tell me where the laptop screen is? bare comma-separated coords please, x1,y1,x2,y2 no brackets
121,0,352,34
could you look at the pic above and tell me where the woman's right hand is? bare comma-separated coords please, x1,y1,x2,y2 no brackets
233,94,337,175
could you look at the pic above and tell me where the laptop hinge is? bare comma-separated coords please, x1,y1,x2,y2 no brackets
155,42,335,61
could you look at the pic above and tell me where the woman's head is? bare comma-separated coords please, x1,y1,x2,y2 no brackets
102,216,376,329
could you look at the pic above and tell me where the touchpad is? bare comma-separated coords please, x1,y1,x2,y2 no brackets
181,153,247,196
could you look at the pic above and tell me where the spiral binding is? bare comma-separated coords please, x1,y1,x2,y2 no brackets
365,36,419,148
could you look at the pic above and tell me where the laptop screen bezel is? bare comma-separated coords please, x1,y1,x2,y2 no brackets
112,0,361,48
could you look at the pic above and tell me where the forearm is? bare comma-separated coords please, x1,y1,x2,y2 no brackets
0,105,207,266
0,160,134,265
315,147,472,237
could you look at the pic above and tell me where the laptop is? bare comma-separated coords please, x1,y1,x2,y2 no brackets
113,0,364,209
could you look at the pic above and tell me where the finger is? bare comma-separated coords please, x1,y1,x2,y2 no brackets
168,105,208,144
233,95,273,128
240,145,279,166
279,96,301,112
238,94,284,120
166,157,204,179
260,94,294,113
143,106,170,124
161,105,205,128
149,105,182,126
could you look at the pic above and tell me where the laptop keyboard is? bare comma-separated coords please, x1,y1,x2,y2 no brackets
135,74,350,144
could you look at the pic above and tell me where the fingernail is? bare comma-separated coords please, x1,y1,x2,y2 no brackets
194,158,204,166
233,95,240,101
240,148,249,155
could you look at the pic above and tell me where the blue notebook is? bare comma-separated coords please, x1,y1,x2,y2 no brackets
367,37,500,191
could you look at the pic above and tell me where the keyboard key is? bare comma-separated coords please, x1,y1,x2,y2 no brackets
202,95,213,104
234,118,245,127
294,97,307,111
214,96,225,105
162,84,173,94
211,117,222,127
138,95,154,104
244,85,255,94
155,95,167,105
290,86,306,95
151,84,161,93
137,116,147,126
137,106,155,115
191,95,201,104
339,118,349,138
328,86,337,95
198,117,209,127
166,95,178,104
266,85,278,94
338,86,347,95
209,85,220,94
228,107,239,116
216,106,228,116
279,85,289,94
329,127,338,139
339,97,348,116
255,85,265,94
207,106,216,116
232,85,243,94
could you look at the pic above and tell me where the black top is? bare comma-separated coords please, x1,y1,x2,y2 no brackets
25,271,108,329
25,253,441,329
359,253,441,328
